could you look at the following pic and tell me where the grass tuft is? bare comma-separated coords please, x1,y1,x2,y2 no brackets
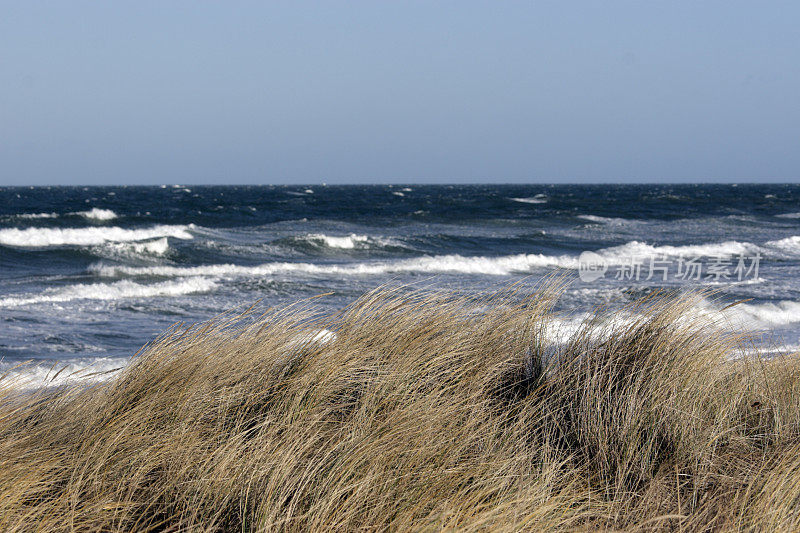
2,283,800,531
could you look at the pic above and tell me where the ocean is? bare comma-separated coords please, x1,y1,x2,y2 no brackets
2,184,800,387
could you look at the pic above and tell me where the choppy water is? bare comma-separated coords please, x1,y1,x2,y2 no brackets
3,184,800,386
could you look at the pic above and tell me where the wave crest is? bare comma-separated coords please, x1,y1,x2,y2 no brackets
725,300,800,327
765,236,800,255
0,225,193,247
89,239,770,280
0,356,130,389
306,233,372,249
510,195,547,204
90,253,575,278
297,233,400,250
101,237,171,259
14,212,59,220
0,277,217,308
578,215,630,225
74,208,118,221
598,240,760,260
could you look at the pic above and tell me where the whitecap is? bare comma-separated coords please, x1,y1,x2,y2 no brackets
0,277,217,308
90,239,767,281
90,253,577,279
286,329,337,348
0,356,130,390
14,212,59,219
578,214,629,224
301,233,380,250
510,195,547,204
74,208,118,221
102,237,170,258
723,300,800,328
596,240,760,261
0,225,193,247
765,236,800,255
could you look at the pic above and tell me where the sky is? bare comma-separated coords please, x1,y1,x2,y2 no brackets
1,1,798,185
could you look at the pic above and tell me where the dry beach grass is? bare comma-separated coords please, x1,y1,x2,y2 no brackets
2,282,800,531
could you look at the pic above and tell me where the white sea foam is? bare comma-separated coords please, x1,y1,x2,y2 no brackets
90,252,577,279
510,195,547,204
765,236,800,255
304,233,373,249
300,233,401,250
0,277,217,308
89,238,769,280
0,225,193,247
755,345,800,358
724,300,800,328
103,237,170,257
776,212,800,219
15,212,59,219
543,311,661,347
311,329,336,343
0,356,130,389
130,237,170,255
74,208,118,221
286,328,337,348
543,313,593,344
578,215,629,225
598,240,759,260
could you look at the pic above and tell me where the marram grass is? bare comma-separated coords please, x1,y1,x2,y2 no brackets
2,283,800,531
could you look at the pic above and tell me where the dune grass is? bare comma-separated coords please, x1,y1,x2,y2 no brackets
2,282,800,531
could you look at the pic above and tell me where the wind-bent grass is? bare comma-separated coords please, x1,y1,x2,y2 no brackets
2,283,800,531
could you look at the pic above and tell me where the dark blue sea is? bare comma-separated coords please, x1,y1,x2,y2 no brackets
3,184,800,386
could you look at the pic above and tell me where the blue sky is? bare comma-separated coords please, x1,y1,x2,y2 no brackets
1,1,798,185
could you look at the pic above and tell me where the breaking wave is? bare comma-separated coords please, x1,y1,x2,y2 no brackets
0,277,217,308
90,253,574,278
765,236,800,255
100,237,171,258
89,239,773,280
296,233,398,250
510,194,548,204
598,240,760,259
73,208,118,221
0,225,193,247
304,233,372,249
14,212,59,219
724,300,800,328
0,356,130,389
578,215,630,225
